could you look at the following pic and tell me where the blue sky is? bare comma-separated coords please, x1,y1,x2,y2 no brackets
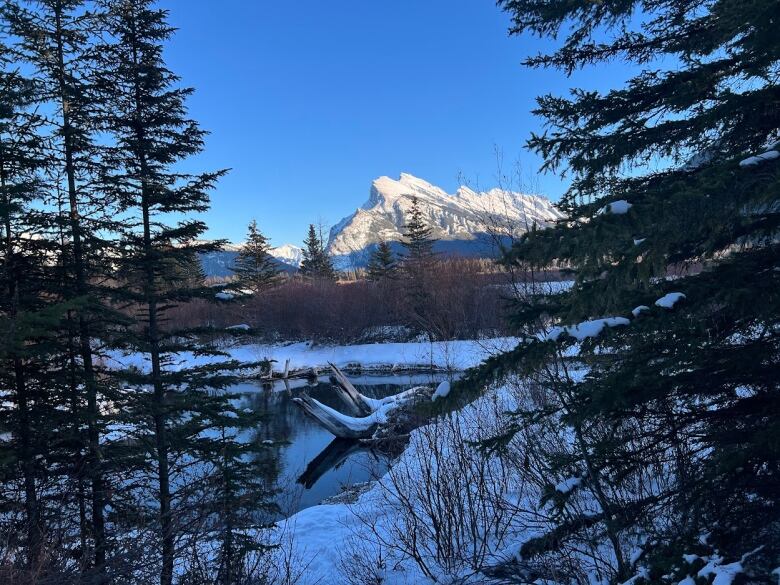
162,0,632,246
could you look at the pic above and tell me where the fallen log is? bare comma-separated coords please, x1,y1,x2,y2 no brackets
292,363,430,439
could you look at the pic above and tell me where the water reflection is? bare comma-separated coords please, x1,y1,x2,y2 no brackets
230,372,454,516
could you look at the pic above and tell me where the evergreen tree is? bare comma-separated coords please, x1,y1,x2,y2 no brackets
467,1,780,582
366,240,397,281
93,2,267,583
232,219,280,293
400,196,438,335
300,223,335,279
400,195,435,263
0,39,55,576
4,1,120,576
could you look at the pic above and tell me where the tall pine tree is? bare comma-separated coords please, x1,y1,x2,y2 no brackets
93,2,267,582
4,1,122,576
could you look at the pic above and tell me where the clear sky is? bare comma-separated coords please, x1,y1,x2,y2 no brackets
161,0,632,246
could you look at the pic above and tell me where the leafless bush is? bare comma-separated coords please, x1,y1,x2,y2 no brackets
347,391,525,582
164,259,552,343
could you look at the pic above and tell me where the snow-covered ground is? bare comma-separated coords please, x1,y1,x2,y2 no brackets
106,337,520,375
276,381,524,584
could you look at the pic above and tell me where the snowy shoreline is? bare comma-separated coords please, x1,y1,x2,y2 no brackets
106,337,520,376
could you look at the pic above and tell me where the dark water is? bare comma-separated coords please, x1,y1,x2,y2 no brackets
228,373,454,517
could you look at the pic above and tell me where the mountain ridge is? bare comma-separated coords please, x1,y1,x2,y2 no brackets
325,173,563,267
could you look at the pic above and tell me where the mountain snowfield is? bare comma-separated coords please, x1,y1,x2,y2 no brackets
326,173,563,267
269,243,304,267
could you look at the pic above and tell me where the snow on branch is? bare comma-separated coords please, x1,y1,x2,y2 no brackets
739,149,779,167
598,200,633,215
655,292,686,309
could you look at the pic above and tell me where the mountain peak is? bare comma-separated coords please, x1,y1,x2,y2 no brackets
328,173,564,268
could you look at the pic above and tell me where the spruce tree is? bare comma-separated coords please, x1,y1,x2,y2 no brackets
0,40,53,576
92,2,266,582
400,196,438,335
300,222,335,279
400,195,435,263
467,1,780,582
232,219,280,293
366,240,397,281
4,1,120,576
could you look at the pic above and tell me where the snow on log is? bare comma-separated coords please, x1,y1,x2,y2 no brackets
293,364,429,439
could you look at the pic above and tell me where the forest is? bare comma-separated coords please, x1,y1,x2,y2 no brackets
0,0,778,584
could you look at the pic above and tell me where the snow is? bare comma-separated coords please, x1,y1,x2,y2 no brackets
304,396,399,432
226,324,250,330
275,382,523,583
697,558,741,585
214,292,234,301
600,200,632,215
739,150,779,167
431,380,451,401
270,243,304,268
620,566,649,585
632,305,650,317
555,476,582,494
655,292,686,309
326,172,564,267
633,238,646,245
541,317,630,342
107,337,519,376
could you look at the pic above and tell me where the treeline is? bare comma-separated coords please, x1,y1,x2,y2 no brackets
175,258,518,342
181,196,552,342
0,2,279,583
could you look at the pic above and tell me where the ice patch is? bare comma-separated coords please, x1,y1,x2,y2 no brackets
632,305,650,317
215,292,234,301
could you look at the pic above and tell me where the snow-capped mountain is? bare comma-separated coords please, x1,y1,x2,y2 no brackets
198,242,302,277
270,244,304,268
326,173,563,267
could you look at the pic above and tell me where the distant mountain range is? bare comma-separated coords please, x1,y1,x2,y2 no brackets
326,173,563,268
198,173,562,276
199,244,303,278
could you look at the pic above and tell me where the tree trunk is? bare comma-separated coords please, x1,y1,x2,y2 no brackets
52,5,106,576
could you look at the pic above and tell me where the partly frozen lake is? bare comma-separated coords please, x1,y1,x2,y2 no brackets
229,372,455,516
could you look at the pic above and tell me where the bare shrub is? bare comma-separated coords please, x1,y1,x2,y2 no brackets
163,259,553,343
347,390,525,582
